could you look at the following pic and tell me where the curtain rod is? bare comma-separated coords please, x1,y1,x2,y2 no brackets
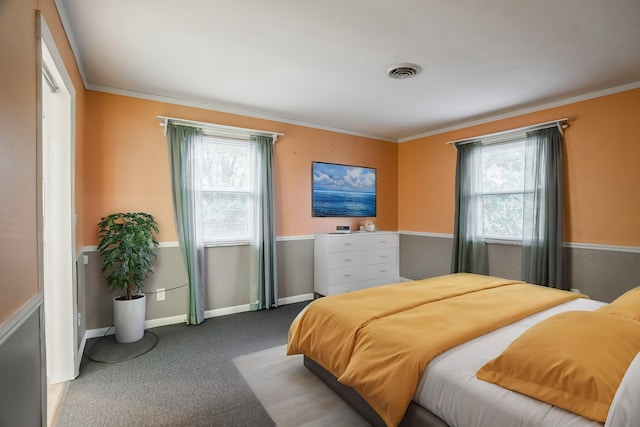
156,115,284,141
446,118,569,146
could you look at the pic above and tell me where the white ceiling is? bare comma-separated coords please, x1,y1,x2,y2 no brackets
57,0,640,141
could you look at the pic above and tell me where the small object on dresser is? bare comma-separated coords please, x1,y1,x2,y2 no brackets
364,220,375,232
335,225,350,234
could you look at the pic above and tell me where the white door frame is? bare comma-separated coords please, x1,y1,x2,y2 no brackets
37,13,80,384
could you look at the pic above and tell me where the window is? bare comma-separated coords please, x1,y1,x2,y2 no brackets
197,135,254,244
480,139,532,240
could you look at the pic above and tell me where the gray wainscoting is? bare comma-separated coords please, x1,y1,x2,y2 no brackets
566,246,640,303
277,238,314,298
0,297,45,427
81,239,315,332
80,234,637,335
399,233,640,303
399,234,453,280
82,246,189,330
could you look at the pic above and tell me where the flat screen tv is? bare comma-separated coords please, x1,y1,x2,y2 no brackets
312,161,376,217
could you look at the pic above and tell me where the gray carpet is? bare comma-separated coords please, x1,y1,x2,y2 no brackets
87,332,158,363
233,345,368,426
55,302,310,427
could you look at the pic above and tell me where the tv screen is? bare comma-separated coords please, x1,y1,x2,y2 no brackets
312,161,377,217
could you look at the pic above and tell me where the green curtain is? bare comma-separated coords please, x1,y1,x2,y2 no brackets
166,124,206,324
249,135,278,310
522,127,564,288
451,141,488,274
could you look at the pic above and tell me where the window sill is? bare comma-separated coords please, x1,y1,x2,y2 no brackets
204,241,251,248
484,237,522,246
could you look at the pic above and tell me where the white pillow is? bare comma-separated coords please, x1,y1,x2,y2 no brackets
605,351,640,427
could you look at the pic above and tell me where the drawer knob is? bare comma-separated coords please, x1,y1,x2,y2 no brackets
380,255,387,258
344,243,352,246
380,240,387,243
380,270,387,273
344,258,351,262
344,274,352,277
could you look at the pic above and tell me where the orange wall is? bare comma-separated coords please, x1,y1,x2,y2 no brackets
0,0,86,323
82,92,398,245
399,88,640,247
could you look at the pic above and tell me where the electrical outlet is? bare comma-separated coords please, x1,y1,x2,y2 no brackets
157,288,166,301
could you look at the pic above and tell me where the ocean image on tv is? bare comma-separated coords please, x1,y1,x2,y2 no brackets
312,162,376,217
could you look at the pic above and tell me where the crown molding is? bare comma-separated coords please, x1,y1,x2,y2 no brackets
86,83,396,143
51,1,639,145
399,81,640,143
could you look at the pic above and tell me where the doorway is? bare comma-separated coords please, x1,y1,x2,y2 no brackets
38,14,79,424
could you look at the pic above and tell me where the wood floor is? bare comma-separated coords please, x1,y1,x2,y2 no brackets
47,381,67,426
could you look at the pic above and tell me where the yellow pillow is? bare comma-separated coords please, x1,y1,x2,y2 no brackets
477,311,640,422
597,286,640,321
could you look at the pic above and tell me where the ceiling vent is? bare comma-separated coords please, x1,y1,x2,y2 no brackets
386,63,422,79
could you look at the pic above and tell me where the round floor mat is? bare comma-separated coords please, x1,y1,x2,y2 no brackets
87,332,158,363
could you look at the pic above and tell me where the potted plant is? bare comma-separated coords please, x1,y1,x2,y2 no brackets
97,212,159,343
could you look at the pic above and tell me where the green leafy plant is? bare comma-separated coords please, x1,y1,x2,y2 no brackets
97,212,159,300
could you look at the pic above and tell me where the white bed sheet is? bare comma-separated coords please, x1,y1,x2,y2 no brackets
413,298,607,427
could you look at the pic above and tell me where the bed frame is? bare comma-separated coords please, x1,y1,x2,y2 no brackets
303,356,450,427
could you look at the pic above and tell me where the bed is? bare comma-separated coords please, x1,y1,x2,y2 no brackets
286,273,640,427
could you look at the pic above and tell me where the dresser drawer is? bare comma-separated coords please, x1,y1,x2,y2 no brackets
328,250,366,268
329,266,366,285
366,262,399,280
326,281,367,296
366,233,398,250
328,235,366,252
366,247,398,265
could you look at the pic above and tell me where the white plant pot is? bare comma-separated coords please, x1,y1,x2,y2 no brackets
113,294,146,343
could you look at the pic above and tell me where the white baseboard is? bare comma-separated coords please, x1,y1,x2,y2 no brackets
82,294,313,342
204,304,250,318
145,314,188,328
278,293,314,305
83,326,114,340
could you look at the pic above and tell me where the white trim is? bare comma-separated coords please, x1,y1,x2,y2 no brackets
53,0,89,88
158,241,180,248
399,81,640,143
82,293,314,340
278,293,314,305
81,236,640,254
83,314,189,340
89,84,395,142
484,237,522,246
45,5,640,147
398,231,640,254
205,304,250,318
563,242,640,254
145,314,187,329
83,237,318,252
158,115,283,141
82,241,179,253
399,230,454,239
277,235,315,241
39,12,80,383
446,118,568,146
0,294,44,347
83,326,114,340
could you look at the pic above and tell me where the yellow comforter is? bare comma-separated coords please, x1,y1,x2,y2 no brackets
287,273,584,426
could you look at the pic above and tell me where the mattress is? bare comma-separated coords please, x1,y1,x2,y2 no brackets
413,298,606,427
